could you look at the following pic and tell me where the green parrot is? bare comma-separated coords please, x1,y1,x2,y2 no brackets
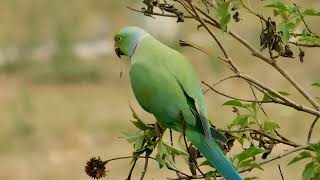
114,26,243,180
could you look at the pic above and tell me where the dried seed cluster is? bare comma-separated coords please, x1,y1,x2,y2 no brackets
142,0,184,22
260,18,293,58
85,157,108,179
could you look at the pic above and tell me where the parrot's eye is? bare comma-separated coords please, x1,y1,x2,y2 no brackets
116,36,122,42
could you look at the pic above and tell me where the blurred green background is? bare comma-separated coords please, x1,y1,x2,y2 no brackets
0,0,319,179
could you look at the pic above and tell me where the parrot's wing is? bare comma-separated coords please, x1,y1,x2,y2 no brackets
163,53,212,140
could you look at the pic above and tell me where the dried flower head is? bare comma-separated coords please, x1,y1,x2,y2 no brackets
85,157,108,179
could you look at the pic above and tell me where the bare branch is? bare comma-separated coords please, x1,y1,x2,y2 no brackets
240,144,310,173
307,116,320,142
140,156,149,180
186,0,230,59
294,3,313,34
289,41,320,48
278,164,285,180
219,128,301,148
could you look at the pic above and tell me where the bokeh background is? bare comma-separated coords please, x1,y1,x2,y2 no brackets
0,0,319,179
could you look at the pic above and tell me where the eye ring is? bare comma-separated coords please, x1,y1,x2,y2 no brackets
117,36,122,42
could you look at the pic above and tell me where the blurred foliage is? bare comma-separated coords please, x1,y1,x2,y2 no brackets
0,0,116,83
289,144,320,180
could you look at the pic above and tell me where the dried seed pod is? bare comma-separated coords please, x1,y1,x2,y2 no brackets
299,47,305,63
281,45,294,58
233,12,240,22
85,157,108,179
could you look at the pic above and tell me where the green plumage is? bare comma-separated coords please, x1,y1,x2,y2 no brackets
130,35,207,134
114,27,243,180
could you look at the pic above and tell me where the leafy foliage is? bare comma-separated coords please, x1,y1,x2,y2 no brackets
266,0,320,45
311,81,320,88
217,0,234,31
122,106,190,170
289,144,320,180
232,147,264,170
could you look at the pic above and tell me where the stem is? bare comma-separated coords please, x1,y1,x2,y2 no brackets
140,156,149,180
278,164,285,180
307,116,320,142
219,128,301,148
186,0,229,59
289,41,320,48
294,3,313,34
240,145,309,173
126,158,138,180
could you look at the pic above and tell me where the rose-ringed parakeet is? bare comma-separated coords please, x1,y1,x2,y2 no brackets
113,26,243,180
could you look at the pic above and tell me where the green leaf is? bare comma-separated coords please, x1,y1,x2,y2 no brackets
129,105,152,130
223,100,243,107
130,120,150,131
235,147,264,164
238,159,263,170
288,151,313,165
205,171,216,180
263,120,279,132
121,132,147,153
156,141,177,170
244,177,259,180
230,114,250,128
273,9,280,16
155,153,165,168
265,1,289,11
121,132,143,144
217,1,233,31
163,142,189,156
262,94,273,102
303,162,320,180
220,13,231,31
303,9,320,16
309,143,320,154
199,160,212,167
311,81,320,87
278,91,290,96
278,22,296,43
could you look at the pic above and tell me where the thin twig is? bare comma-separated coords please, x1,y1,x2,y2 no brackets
103,155,192,179
186,0,229,59
272,63,320,111
219,128,300,148
238,74,320,116
294,3,313,34
126,6,193,18
202,76,320,117
289,41,320,48
126,158,138,180
278,164,285,180
140,156,149,180
202,81,272,103
240,144,309,173
307,116,320,142
179,40,235,72
203,75,239,94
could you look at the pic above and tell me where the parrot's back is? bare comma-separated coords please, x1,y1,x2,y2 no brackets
129,34,243,180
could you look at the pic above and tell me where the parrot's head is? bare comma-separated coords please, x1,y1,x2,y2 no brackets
113,26,147,58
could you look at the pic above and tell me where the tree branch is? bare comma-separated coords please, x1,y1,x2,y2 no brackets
307,116,320,142
219,128,301,148
294,3,313,34
289,41,320,48
186,0,229,59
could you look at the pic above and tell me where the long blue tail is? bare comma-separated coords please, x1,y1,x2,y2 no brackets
186,130,243,180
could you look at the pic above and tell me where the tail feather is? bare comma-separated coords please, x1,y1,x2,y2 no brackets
186,130,243,180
